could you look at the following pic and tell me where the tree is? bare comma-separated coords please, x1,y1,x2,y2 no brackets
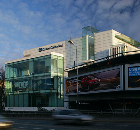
0,67,5,111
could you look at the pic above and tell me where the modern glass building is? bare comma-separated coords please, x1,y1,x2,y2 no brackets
5,26,140,111
82,26,100,61
5,54,64,110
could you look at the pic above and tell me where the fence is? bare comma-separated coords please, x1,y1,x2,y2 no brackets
1,109,140,118
80,109,140,118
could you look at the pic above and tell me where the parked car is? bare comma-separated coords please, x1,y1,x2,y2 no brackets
52,109,94,125
81,76,100,90
0,115,14,129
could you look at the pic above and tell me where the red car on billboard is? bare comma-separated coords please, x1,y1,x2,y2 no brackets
81,76,100,90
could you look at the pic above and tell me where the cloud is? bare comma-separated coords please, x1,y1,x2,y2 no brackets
97,0,115,12
74,0,85,7
0,57,6,69
112,0,133,12
85,0,140,42
0,10,19,26
0,0,139,68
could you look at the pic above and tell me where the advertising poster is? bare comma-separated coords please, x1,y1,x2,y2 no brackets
128,67,140,88
66,68,121,94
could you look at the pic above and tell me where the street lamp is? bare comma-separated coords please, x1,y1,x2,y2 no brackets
68,38,79,108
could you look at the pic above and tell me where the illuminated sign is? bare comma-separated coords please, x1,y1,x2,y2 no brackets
38,44,63,52
129,67,140,76
128,66,140,88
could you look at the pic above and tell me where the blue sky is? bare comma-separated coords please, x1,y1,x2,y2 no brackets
0,0,140,68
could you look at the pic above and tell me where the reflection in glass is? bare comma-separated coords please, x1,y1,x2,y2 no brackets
5,54,64,107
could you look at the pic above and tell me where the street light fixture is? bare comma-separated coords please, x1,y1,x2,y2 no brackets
68,38,79,108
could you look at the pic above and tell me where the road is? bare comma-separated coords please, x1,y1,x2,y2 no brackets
9,118,140,130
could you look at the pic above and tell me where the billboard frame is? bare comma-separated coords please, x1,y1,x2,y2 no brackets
125,63,140,90
66,65,123,95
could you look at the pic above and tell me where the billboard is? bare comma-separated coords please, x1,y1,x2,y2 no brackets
125,63,140,90
66,66,123,94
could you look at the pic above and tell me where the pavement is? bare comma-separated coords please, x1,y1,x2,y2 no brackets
94,114,140,123
7,116,140,123
94,117,140,123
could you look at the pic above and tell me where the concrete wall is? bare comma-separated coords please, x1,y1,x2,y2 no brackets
94,30,114,61
94,29,140,61
64,37,82,69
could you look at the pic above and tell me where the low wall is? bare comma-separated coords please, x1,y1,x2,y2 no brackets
1,111,53,117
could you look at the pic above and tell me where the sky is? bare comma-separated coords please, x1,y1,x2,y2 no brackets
0,0,140,68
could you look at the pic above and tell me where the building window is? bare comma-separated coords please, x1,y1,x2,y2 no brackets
5,54,64,108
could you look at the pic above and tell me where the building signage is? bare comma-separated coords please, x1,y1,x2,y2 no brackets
129,67,140,76
128,66,140,88
38,44,63,52
66,68,121,94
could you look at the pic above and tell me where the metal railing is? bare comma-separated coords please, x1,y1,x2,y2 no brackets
1,109,140,118
80,109,140,115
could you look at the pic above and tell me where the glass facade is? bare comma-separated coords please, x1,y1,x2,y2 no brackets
82,26,100,61
88,36,94,60
5,54,64,107
115,34,140,48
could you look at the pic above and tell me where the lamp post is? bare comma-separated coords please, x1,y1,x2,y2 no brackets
68,38,79,108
